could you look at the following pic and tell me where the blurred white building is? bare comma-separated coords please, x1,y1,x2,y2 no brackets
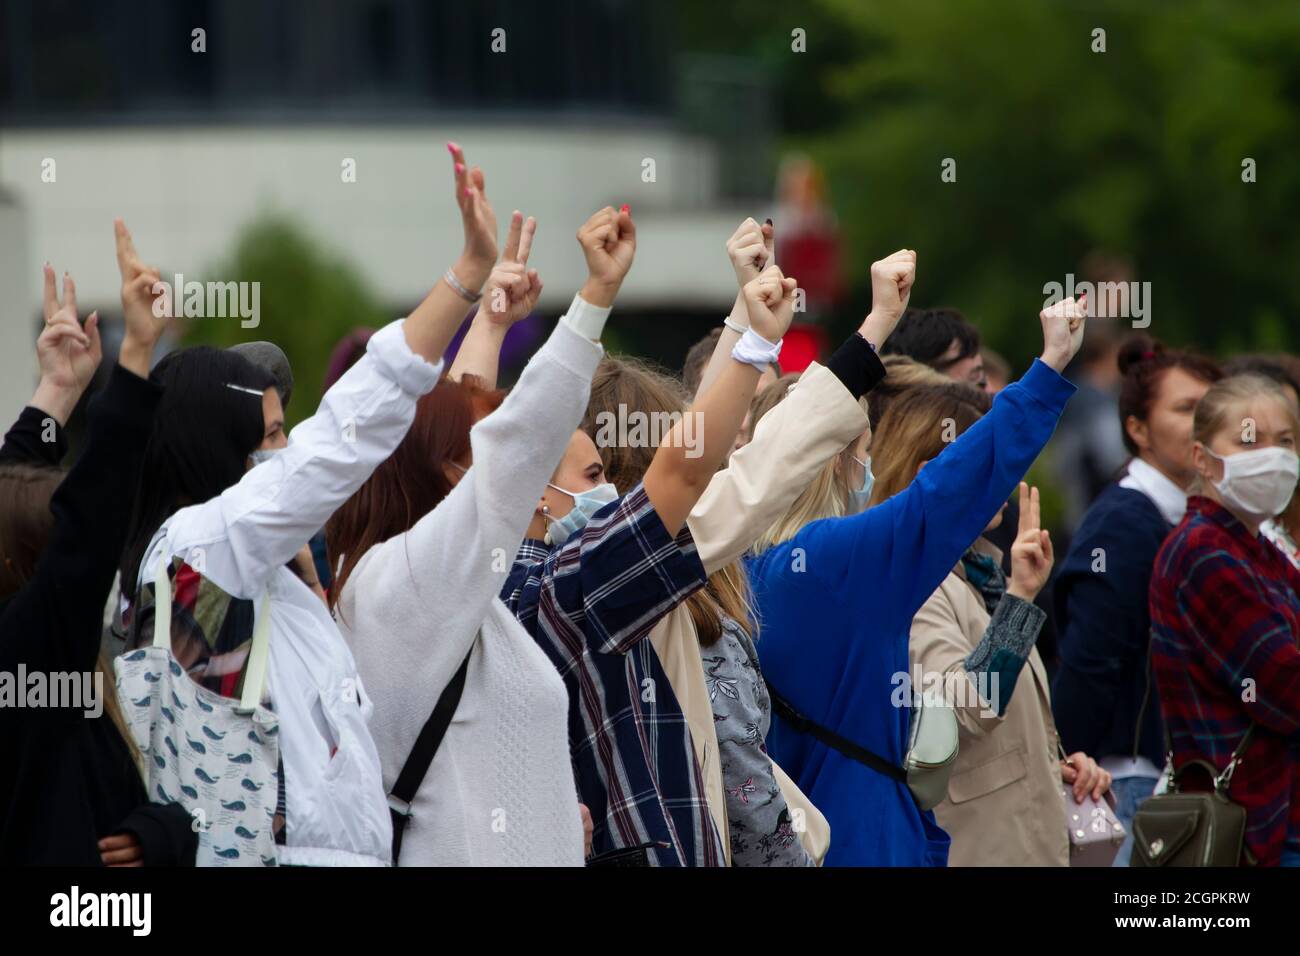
0,0,773,414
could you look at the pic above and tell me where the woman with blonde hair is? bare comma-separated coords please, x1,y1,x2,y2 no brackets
1149,373,1300,866
881,383,1111,866
746,294,1088,866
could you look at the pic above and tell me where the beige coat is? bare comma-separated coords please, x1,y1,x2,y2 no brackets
909,540,1069,866
655,361,868,863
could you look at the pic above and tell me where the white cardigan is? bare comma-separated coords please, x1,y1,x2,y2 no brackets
147,319,442,866
336,312,604,866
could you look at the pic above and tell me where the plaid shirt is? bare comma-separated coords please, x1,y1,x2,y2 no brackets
501,483,722,867
1150,496,1300,865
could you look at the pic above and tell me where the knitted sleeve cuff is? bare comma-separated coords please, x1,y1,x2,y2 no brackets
963,594,1046,716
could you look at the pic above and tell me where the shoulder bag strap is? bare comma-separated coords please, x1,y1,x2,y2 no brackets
388,647,473,863
764,677,906,784
152,551,272,714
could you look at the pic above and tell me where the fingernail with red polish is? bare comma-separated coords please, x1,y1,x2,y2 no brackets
447,142,459,154
620,204,630,214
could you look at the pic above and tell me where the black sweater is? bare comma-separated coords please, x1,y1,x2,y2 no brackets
1051,482,1171,767
0,366,196,865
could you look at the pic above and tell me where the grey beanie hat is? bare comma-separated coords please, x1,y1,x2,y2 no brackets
228,341,293,411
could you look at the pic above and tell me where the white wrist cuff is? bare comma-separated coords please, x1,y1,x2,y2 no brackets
561,294,611,342
731,328,782,370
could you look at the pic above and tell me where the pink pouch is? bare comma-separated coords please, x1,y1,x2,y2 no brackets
1062,784,1126,866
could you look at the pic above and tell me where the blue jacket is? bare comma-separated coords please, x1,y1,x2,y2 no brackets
746,359,1075,866
1051,482,1170,767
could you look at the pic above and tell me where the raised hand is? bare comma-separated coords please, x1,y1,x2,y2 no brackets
869,249,917,325
741,264,798,343
726,217,773,287
482,211,542,329
1039,291,1087,372
1006,482,1054,602
577,205,636,308
33,265,102,424
447,142,499,291
114,218,171,367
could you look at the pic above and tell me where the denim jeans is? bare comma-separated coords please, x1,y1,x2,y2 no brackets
1281,846,1300,867
1110,775,1158,867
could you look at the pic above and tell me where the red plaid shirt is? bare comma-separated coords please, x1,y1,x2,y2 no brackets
1149,496,1300,865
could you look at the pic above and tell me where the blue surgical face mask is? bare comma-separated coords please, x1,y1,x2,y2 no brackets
544,481,619,546
248,447,283,468
849,454,875,513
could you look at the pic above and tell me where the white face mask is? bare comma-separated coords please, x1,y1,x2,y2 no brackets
247,446,283,468
1202,445,1300,522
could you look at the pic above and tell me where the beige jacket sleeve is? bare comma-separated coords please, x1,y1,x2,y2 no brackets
687,362,868,574
910,578,1007,738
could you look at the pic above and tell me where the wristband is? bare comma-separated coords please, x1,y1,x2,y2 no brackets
731,327,782,371
561,293,612,342
443,267,482,304
722,315,748,335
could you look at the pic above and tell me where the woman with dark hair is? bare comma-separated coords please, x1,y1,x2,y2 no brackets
1149,374,1300,866
1,244,191,866
118,144,502,866
327,210,603,866
1051,333,1222,864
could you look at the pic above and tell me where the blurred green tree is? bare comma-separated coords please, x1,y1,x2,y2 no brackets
183,215,388,427
676,0,1300,367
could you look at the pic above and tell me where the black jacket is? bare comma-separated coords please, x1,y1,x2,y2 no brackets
0,365,196,865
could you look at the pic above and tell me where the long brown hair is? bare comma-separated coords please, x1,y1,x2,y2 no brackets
581,356,755,645
0,463,64,598
869,382,992,505
327,375,505,615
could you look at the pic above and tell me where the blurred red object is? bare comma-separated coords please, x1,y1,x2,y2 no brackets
779,323,829,374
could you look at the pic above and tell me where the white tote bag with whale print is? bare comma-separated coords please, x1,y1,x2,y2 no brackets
113,554,281,866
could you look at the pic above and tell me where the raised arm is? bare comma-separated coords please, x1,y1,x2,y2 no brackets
401,143,499,364
343,210,605,692
448,212,541,387
694,218,775,400
644,264,796,535
1,268,103,465
687,249,915,571
160,146,501,596
798,294,1085,636
0,253,169,678
911,483,1051,735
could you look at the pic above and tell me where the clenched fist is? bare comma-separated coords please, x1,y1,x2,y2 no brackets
741,265,798,344
577,205,636,308
726,217,775,287
1039,292,1088,372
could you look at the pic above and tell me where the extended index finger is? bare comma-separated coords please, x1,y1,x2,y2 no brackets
114,218,139,273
